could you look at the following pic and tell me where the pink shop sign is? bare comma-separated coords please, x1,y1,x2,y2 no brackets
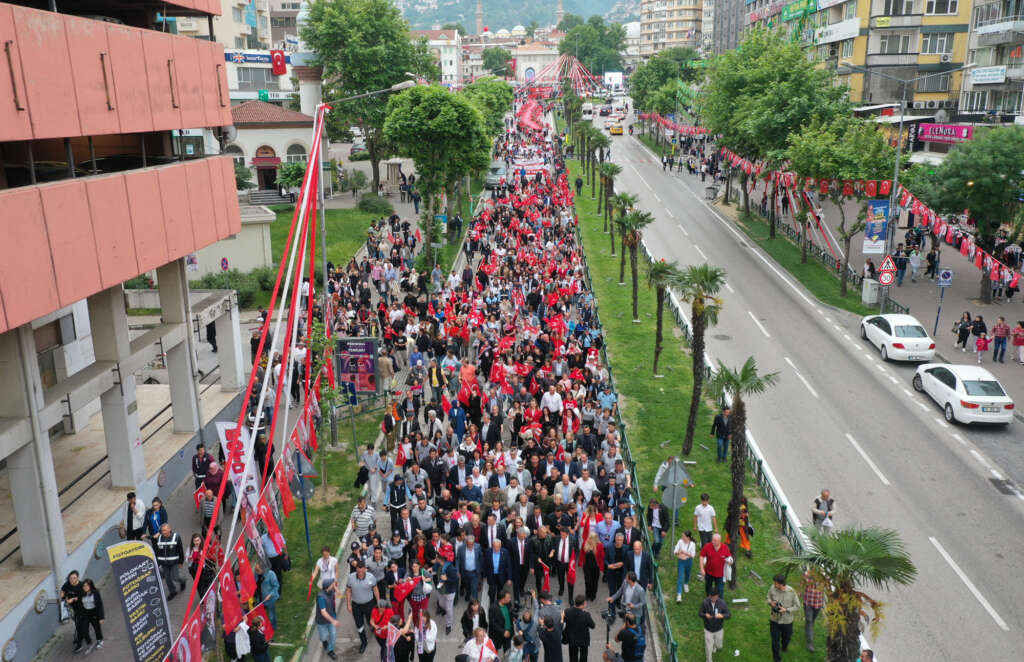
918,123,973,144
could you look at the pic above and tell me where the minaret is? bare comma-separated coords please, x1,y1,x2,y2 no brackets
476,0,484,35
556,0,565,28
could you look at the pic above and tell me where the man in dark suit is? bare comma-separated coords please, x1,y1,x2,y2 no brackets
620,515,641,549
626,540,655,591
488,469,512,490
487,589,514,652
551,527,577,599
507,526,534,606
483,538,511,604
564,595,596,662
527,505,549,535
481,513,506,550
480,413,501,448
447,456,471,496
456,535,484,601
711,406,731,463
531,526,556,593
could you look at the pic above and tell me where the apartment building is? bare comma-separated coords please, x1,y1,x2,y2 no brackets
640,0,704,59
175,0,272,50
270,0,302,51
960,0,1024,116
0,2,246,658
411,28,464,88
712,0,746,53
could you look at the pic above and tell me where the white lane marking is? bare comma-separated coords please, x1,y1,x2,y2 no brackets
665,207,675,218
970,449,991,470
929,537,1010,631
832,324,842,332
916,401,930,412
902,388,914,398
694,245,708,260
686,188,819,310
654,193,663,203
843,333,852,342
724,282,735,294
952,432,967,446
824,317,833,323
887,375,899,385
748,311,771,338
934,418,949,429
630,164,653,190
796,372,819,398
676,223,689,237
990,468,1004,480
875,364,887,373
844,433,891,486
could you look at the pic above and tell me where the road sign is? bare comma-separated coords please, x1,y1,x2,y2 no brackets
878,272,895,285
659,462,693,488
938,269,953,288
879,255,897,272
661,483,689,510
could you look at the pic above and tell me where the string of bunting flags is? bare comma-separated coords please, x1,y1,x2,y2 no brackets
638,112,711,136
717,146,1021,288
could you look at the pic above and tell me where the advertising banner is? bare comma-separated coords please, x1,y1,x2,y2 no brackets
216,421,261,510
782,0,817,21
919,123,974,143
969,66,1007,84
864,200,890,255
814,17,860,45
335,337,379,393
106,541,173,662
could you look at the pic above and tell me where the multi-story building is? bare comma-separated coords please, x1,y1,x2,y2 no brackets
270,0,303,51
641,0,705,58
411,28,465,88
223,49,299,105
960,0,1024,117
713,0,746,53
0,1,246,659
623,21,644,70
702,0,716,53
175,0,273,50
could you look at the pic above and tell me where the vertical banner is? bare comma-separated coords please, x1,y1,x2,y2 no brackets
863,200,890,255
216,421,260,510
106,541,173,662
334,337,379,393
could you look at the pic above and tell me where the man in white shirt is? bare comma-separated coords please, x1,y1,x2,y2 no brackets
693,493,718,547
575,468,598,504
539,386,564,427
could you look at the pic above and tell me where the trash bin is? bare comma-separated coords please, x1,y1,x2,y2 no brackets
705,185,719,200
861,278,879,305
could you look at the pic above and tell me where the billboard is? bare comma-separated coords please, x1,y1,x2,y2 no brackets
106,542,173,662
919,123,973,144
863,200,890,255
335,337,379,393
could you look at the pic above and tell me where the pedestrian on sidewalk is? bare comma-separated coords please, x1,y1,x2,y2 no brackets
1012,321,1024,363
976,332,992,364
992,317,1010,363
767,574,801,662
894,245,909,286
909,249,922,282
925,248,939,280
78,579,105,651
954,312,972,351
699,585,730,662
316,578,340,660
802,571,825,652
154,523,187,599
60,571,85,653
711,407,731,462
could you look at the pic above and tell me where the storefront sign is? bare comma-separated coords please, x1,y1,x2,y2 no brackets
106,542,173,662
863,200,890,255
919,123,973,143
749,2,786,22
817,0,847,8
335,338,379,393
782,0,817,21
814,17,860,45
969,65,1007,84
225,51,292,65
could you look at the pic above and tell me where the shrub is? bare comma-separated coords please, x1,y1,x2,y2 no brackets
349,151,371,161
250,266,277,292
125,274,153,289
357,194,394,216
190,269,259,308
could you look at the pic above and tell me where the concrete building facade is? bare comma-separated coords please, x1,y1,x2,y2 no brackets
0,2,246,658
411,29,465,88
960,0,1024,117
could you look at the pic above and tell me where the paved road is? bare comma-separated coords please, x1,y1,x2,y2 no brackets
598,118,1024,661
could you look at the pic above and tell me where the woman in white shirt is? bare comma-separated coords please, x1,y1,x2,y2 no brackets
674,530,697,602
311,547,338,587
413,610,437,662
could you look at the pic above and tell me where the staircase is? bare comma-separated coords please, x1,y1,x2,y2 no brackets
247,189,293,205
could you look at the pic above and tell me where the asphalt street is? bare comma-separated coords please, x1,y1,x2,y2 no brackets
596,117,1024,661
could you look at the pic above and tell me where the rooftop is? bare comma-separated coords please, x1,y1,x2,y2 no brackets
231,100,314,126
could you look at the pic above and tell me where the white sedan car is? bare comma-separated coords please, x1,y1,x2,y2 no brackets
913,363,1014,424
860,314,936,361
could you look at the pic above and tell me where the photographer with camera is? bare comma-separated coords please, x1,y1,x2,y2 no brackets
767,574,801,662
607,571,646,627
612,612,646,662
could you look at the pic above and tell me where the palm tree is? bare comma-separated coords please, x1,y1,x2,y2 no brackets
677,264,727,456
620,210,655,321
706,357,779,588
646,260,681,376
602,162,623,237
590,133,610,199
612,192,638,280
777,527,917,662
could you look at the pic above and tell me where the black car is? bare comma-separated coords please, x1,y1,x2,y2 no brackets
599,106,612,116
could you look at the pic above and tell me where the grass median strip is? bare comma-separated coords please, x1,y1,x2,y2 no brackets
569,160,826,661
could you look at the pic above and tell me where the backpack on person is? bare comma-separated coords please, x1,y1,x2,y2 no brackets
630,625,646,658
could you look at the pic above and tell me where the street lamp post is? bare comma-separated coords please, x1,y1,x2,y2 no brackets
837,62,975,313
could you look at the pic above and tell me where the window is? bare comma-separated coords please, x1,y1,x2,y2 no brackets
236,66,275,90
844,1,857,20
841,39,854,58
232,6,243,22
921,32,954,53
286,144,307,163
961,89,987,111
879,33,912,53
917,73,950,91
884,0,914,15
234,36,246,49
224,145,245,166
925,0,957,14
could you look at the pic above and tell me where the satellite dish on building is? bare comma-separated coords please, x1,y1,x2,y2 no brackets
935,109,949,123
222,125,238,142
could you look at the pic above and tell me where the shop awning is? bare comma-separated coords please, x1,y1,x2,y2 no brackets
252,156,281,166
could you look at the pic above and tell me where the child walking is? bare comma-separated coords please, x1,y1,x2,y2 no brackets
975,332,991,364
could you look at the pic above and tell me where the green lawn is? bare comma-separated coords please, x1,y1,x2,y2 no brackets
268,204,381,273
727,205,877,318
570,160,826,662
272,410,383,648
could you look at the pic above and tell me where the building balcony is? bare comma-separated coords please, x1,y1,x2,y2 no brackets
865,52,920,66
869,14,923,29
0,156,241,334
976,28,1024,48
1007,64,1024,81
0,3,232,144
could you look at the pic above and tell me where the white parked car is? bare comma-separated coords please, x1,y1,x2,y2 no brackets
913,363,1014,425
860,314,936,361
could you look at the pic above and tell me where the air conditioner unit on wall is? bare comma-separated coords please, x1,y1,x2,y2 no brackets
940,54,953,63
913,101,926,109
927,100,939,108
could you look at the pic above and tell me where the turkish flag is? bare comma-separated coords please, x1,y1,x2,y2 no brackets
171,610,204,662
393,577,420,603
457,381,471,406
257,495,285,554
247,604,275,641
991,264,1002,282
960,237,970,256
270,50,287,76
219,566,244,634
819,179,830,195
865,180,878,197
414,228,422,243
899,188,912,207
975,250,984,269
539,560,550,592
194,486,205,511
441,393,452,416
276,466,296,517
567,551,577,585
842,180,854,197
1011,273,1020,289
234,540,258,602
880,180,892,196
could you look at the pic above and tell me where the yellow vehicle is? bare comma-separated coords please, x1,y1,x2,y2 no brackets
609,124,623,135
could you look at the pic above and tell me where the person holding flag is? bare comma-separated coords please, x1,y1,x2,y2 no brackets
463,627,500,662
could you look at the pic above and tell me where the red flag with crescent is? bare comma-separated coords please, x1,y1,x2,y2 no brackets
276,466,296,517
219,566,244,634
171,609,204,662
234,539,258,602
247,603,275,641
539,560,550,592
567,551,577,585
257,495,284,554
393,577,421,603
270,50,287,76
879,180,892,196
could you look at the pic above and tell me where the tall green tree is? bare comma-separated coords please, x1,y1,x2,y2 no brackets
901,126,1024,301
461,76,515,137
234,162,256,190
777,527,917,662
700,27,850,215
706,357,778,588
440,22,466,35
630,47,701,112
619,210,655,321
647,260,682,376
276,161,306,191
302,0,438,191
612,192,638,282
525,20,539,39
787,117,899,297
559,16,625,76
677,264,726,456
557,12,585,33
383,85,490,271
482,46,513,76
